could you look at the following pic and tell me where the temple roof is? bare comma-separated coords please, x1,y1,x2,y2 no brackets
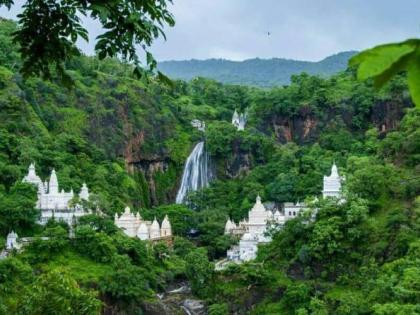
162,215,171,229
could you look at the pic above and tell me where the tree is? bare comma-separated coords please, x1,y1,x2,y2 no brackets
25,226,69,264
146,204,195,236
78,214,119,235
173,236,195,258
0,0,175,83
73,225,117,262
113,233,149,266
185,248,214,297
0,182,38,235
98,256,153,309
281,283,312,314
18,269,101,315
346,156,400,201
368,241,420,314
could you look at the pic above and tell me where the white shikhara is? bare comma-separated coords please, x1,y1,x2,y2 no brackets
224,164,344,263
232,109,247,131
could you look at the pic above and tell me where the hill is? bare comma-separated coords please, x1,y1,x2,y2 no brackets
158,51,357,87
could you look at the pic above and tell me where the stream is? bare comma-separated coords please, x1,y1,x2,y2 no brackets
146,282,206,315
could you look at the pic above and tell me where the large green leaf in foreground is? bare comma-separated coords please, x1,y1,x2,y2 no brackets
350,39,420,108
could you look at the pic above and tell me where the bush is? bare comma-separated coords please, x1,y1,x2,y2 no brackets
73,225,117,263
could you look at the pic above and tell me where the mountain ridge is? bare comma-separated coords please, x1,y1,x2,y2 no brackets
158,51,358,87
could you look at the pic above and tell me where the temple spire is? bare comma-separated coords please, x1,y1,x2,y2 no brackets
49,169,59,194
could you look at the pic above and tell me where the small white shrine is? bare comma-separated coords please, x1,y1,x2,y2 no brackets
232,109,247,131
22,163,91,225
191,119,206,132
5,231,20,250
224,164,344,263
114,206,172,241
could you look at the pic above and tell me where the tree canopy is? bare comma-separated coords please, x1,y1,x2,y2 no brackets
0,0,174,84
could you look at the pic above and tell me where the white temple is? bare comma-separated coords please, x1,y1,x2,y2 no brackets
224,164,344,263
22,163,91,225
191,119,206,132
232,109,247,131
6,231,20,250
322,163,344,198
225,196,284,262
284,201,309,220
114,206,172,241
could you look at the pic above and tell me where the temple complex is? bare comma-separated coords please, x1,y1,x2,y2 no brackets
224,164,344,263
114,206,172,241
22,164,91,225
225,195,283,262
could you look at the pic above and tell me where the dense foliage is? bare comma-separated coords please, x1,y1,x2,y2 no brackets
0,0,174,83
0,18,419,314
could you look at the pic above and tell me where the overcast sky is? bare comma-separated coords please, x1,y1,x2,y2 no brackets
1,0,419,61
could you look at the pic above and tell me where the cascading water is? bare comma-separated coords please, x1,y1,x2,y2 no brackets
175,141,213,204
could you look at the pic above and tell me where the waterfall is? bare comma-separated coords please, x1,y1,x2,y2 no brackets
176,141,213,204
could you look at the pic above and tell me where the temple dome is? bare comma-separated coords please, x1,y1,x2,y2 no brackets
49,169,59,194
23,163,43,191
161,215,172,237
137,223,149,240
162,215,171,229
224,218,237,234
79,183,89,200
331,163,338,176
149,217,160,239
251,195,266,212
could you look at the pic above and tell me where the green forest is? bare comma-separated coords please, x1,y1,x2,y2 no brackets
0,16,419,315
157,51,357,87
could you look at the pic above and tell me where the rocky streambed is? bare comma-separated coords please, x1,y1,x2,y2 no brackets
142,282,206,315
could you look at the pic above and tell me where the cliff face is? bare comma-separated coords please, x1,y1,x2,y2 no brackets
371,98,412,134
225,146,252,178
271,113,318,144
266,99,411,144
123,130,178,206
127,158,177,206
217,97,412,180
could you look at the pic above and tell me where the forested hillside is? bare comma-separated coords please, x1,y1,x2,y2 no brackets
158,51,357,87
0,18,419,314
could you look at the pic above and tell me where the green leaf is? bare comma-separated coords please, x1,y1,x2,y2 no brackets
407,55,420,108
349,39,419,66
90,4,110,21
351,43,416,80
373,51,414,88
133,65,143,79
146,51,154,65
157,71,174,88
